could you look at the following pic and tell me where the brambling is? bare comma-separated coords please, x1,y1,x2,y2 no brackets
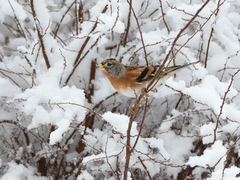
97,58,199,98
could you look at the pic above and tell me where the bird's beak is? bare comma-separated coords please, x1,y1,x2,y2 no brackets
96,64,105,71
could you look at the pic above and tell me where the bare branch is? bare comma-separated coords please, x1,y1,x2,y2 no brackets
214,69,240,142
126,0,148,66
30,0,51,69
159,0,170,34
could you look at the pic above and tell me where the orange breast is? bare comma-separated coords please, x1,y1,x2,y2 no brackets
102,70,148,92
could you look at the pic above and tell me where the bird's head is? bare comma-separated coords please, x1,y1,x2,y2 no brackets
97,58,126,78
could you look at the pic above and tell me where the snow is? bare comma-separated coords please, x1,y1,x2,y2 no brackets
200,122,216,144
1,162,47,180
208,166,240,180
103,111,137,136
0,0,27,23
97,13,125,34
1,0,240,179
12,64,86,144
33,0,51,32
183,75,234,117
0,77,21,97
77,171,94,180
188,140,227,168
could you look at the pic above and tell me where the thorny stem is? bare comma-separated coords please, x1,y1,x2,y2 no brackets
123,111,136,179
204,28,213,68
213,69,240,142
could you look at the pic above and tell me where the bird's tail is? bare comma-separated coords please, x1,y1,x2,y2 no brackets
180,60,200,68
164,60,200,74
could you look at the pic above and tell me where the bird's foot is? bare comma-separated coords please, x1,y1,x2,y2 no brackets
130,106,138,115
151,88,158,93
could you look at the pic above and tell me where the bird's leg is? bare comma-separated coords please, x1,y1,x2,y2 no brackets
136,88,149,105
141,88,149,97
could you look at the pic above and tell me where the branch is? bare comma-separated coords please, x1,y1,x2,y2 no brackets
138,156,152,180
8,0,26,39
54,1,75,38
159,0,170,34
65,34,104,85
30,0,50,69
213,69,240,142
75,0,79,35
105,136,120,180
204,0,222,68
126,0,148,66
73,5,108,66
222,125,240,179
64,5,108,85
131,98,148,153
123,0,132,47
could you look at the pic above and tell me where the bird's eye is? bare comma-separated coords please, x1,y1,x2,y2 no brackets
107,62,113,67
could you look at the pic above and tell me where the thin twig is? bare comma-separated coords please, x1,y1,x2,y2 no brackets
131,98,148,153
105,135,120,180
75,0,79,35
48,101,103,118
204,0,221,68
213,69,240,142
204,28,213,68
73,5,108,66
159,0,170,34
123,0,132,47
222,125,240,179
8,0,26,39
126,0,148,66
138,156,152,180
54,1,75,38
65,34,104,84
30,0,51,69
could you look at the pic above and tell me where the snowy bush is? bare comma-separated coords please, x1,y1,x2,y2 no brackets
0,0,240,179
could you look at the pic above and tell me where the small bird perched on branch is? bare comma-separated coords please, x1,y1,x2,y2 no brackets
97,58,199,98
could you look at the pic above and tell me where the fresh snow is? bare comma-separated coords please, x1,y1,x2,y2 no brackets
0,0,240,179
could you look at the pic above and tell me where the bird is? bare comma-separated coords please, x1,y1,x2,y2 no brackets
97,58,199,98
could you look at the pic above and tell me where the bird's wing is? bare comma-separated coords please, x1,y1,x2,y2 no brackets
125,66,157,83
